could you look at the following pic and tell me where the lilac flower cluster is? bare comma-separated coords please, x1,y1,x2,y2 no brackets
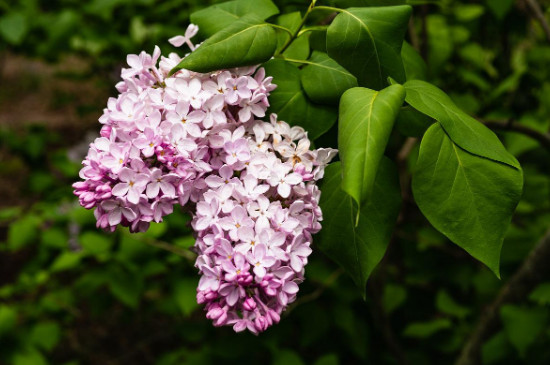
73,25,337,333
73,27,274,233
193,114,337,333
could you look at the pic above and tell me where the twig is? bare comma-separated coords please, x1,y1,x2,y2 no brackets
277,0,318,55
522,0,550,42
397,137,418,163
396,137,418,215
0,52,6,81
483,119,550,152
455,227,550,365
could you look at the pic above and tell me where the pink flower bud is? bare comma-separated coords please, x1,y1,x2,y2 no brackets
243,297,256,311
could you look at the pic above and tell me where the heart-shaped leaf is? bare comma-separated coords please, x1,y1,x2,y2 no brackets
300,51,358,105
403,80,520,168
318,160,402,296
402,41,427,81
500,305,549,358
0,12,28,45
413,123,523,277
190,0,279,38
170,14,278,75
339,85,405,213
326,6,412,89
264,59,337,140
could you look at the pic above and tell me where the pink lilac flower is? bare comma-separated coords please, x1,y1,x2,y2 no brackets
111,167,149,204
168,24,199,50
191,115,336,334
73,23,337,334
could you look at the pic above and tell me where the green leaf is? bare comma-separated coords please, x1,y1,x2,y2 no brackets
309,29,327,53
8,215,41,251
403,80,520,169
0,305,17,337
283,34,310,61
12,348,47,365
529,283,550,306
300,51,358,105
426,15,453,73
190,0,279,38
29,322,61,351
482,331,513,365
264,59,337,140
505,114,550,157
339,85,405,212
0,12,28,45
170,14,277,75
395,106,434,137
79,231,113,256
108,266,143,309
50,251,84,272
317,160,402,295
486,0,514,20
382,284,407,314
454,4,485,22
326,6,412,89
143,221,167,238
500,305,549,358
403,318,452,338
276,12,310,60
313,354,339,365
459,43,497,77
401,41,427,81
435,290,470,319
173,235,196,250
0,206,22,222
41,228,68,250
413,123,523,276
174,278,199,317
273,350,304,365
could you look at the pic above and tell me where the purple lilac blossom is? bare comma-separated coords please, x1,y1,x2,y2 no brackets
73,24,337,334
192,115,336,334
73,25,275,232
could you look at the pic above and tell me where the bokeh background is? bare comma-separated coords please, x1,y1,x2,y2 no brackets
2,0,550,364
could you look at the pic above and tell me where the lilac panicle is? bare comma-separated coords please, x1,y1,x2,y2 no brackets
73,24,337,333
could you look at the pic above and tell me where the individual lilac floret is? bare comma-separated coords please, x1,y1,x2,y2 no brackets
192,116,336,334
73,24,275,232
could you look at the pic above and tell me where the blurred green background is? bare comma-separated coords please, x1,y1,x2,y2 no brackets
2,0,550,364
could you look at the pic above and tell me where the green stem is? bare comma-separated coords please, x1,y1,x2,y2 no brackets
275,55,313,65
277,0,319,56
143,238,196,261
268,23,294,37
297,25,328,37
312,5,344,13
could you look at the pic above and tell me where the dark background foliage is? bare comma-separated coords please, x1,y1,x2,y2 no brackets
1,0,550,364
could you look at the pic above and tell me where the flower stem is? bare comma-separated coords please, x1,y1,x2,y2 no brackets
276,0,319,56
297,25,328,38
268,23,294,37
274,55,313,65
311,5,344,14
